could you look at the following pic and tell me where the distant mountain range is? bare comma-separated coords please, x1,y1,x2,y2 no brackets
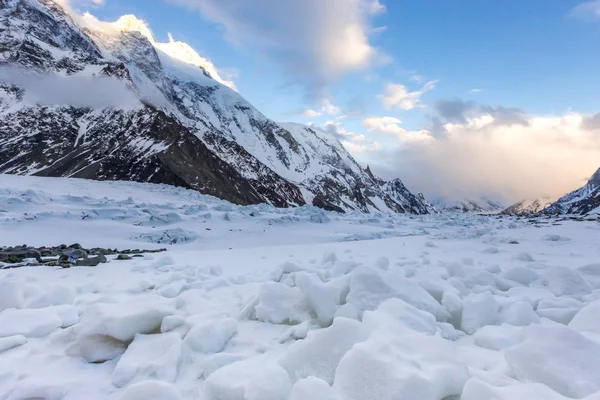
429,196,505,214
502,168,600,216
0,0,435,215
500,197,557,216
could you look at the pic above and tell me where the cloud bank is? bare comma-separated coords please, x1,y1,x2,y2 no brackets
359,102,600,202
168,0,387,98
0,67,140,109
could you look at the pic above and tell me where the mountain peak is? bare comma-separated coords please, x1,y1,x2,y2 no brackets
589,167,600,189
112,15,154,41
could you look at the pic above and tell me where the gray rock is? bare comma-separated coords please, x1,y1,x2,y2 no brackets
0,249,42,264
62,248,88,260
116,254,132,261
75,254,107,267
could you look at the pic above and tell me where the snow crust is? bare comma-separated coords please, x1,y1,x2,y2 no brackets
1,175,600,399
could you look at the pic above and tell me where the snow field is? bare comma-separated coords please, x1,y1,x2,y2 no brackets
0,176,600,399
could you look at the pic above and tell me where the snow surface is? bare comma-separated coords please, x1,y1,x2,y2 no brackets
1,175,600,399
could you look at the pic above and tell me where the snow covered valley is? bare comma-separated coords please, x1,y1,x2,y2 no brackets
1,175,600,400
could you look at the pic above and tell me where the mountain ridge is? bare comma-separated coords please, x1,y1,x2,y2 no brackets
541,168,600,215
0,0,435,214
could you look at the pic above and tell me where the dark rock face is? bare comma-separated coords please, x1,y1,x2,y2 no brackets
0,0,435,215
542,168,600,215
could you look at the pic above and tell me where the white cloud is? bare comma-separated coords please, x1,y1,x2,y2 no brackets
379,80,437,110
363,116,433,143
322,120,383,153
470,88,482,93
0,67,140,109
321,99,341,115
167,0,388,97
367,111,600,202
303,109,322,118
570,0,600,20
302,99,341,118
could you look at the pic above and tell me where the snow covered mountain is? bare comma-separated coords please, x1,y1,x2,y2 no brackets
0,0,435,214
542,168,600,215
501,196,556,216
429,196,504,214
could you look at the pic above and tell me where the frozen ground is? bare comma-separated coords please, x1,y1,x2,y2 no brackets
1,175,600,400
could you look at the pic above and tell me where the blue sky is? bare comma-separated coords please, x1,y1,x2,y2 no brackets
78,0,600,201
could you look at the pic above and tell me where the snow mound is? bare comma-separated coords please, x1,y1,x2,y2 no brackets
279,317,367,384
333,330,469,400
346,267,449,321
505,325,600,398
461,291,499,334
184,318,237,353
120,381,182,400
112,332,182,387
76,299,173,362
545,266,591,297
0,308,62,338
203,358,292,400
569,300,600,334
289,377,338,400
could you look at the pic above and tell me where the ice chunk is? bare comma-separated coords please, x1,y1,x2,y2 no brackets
158,280,186,298
78,299,173,343
569,300,600,334
442,290,463,329
514,252,534,262
184,318,237,353
279,317,367,384
537,308,579,325
505,325,600,398
295,272,338,326
321,252,337,264
461,291,499,334
289,377,338,400
503,300,540,326
347,268,449,321
506,287,555,307
119,381,182,400
473,324,523,350
462,267,496,288
279,320,316,343
545,266,591,297
204,358,292,400
161,315,186,333
76,299,173,362
112,332,182,387
362,298,437,335
538,297,582,310
0,308,61,338
334,303,359,320
0,281,24,310
52,305,79,328
502,266,540,286
254,283,310,324
334,333,468,400
462,378,567,400
0,335,27,353
577,263,600,289
27,285,76,308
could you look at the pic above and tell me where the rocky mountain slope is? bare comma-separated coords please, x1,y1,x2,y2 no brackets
0,0,435,214
501,196,556,216
429,196,504,214
542,168,600,215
